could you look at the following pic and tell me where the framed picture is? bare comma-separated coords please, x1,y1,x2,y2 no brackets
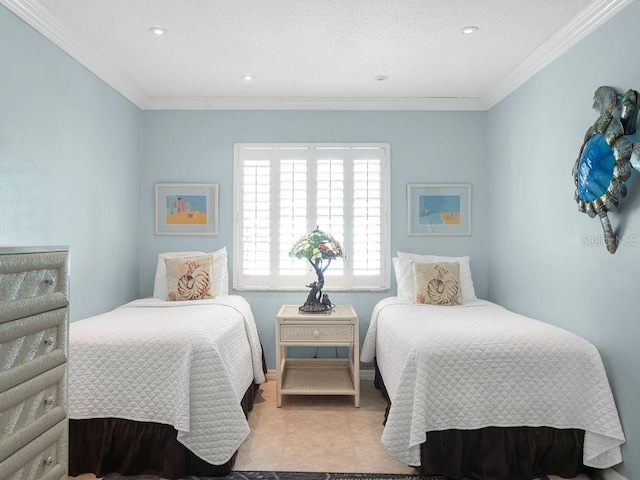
407,183,471,236
155,183,219,236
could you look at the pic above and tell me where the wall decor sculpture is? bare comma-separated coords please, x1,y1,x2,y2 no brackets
573,86,640,253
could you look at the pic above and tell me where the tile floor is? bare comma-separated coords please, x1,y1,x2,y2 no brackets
233,376,416,474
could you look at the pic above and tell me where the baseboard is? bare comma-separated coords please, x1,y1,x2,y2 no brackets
591,468,627,480
360,368,375,380
264,368,375,382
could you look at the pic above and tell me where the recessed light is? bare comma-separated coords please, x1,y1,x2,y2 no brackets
462,26,479,34
241,74,254,81
374,75,389,82
149,27,167,36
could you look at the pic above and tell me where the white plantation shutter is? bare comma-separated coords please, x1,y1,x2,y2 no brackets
241,158,270,275
234,144,390,290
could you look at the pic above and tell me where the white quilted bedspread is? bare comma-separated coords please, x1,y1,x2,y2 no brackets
361,297,625,469
68,295,265,465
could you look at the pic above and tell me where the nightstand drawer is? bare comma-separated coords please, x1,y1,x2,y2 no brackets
280,324,353,343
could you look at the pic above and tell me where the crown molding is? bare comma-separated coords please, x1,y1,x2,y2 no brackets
482,0,633,109
3,0,630,111
140,95,487,111
1,0,147,107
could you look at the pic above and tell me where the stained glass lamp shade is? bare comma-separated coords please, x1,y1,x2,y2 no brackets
289,228,345,313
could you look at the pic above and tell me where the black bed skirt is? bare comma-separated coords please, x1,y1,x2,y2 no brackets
374,360,590,480
68,382,258,479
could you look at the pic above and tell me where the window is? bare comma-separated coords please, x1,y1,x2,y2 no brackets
233,143,390,291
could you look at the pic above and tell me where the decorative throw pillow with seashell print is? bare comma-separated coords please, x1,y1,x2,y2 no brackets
412,262,461,306
165,254,215,301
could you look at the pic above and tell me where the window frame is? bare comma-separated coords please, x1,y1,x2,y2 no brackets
233,143,391,292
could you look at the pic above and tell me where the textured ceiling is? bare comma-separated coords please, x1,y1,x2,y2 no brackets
3,0,632,109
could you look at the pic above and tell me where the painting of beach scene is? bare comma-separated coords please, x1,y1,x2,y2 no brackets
407,183,471,236
156,183,219,235
165,194,208,225
418,194,461,226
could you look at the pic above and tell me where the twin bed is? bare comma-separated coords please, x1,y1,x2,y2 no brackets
361,297,625,479
67,249,625,480
360,252,625,479
67,249,266,478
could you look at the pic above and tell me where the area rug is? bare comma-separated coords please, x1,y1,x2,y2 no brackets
104,472,551,480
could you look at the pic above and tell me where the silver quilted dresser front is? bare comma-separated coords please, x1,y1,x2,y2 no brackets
0,246,69,480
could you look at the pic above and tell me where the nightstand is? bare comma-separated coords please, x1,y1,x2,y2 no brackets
275,304,359,407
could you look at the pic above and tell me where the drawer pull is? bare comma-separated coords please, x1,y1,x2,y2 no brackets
44,336,55,346
312,330,320,337
44,395,55,406
44,276,56,286
44,455,54,467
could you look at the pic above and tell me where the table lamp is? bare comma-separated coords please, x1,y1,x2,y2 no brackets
289,227,345,313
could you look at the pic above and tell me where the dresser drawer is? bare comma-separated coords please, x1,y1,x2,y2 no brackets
280,323,353,343
0,364,66,462
0,251,69,303
0,305,67,399
1,307,67,374
0,419,66,480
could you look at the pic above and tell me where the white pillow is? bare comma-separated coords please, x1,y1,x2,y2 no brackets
210,246,229,296
153,247,229,299
395,251,477,303
392,257,414,299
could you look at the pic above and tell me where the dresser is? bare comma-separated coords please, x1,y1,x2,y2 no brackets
275,304,359,407
0,246,70,480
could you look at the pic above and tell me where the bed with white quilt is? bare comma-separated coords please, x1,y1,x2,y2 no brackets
67,249,266,479
360,252,625,480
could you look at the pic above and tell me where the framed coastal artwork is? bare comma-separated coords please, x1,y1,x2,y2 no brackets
407,183,471,236
155,183,219,235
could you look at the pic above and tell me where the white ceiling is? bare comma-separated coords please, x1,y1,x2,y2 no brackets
2,0,632,110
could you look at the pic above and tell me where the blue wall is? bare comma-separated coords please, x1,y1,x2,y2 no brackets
139,110,489,370
0,6,141,319
487,2,640,476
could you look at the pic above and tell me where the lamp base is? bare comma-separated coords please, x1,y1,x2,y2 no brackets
298,280,334,313
298,302,333,314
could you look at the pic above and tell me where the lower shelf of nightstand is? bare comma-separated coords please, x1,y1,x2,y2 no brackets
280,358,356,395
